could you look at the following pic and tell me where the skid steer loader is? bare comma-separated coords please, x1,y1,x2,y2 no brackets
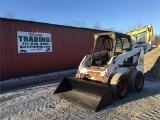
54,32,145,111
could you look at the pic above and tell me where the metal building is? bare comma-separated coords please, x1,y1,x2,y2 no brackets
0,18,105,79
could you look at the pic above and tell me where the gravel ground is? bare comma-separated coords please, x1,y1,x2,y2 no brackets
0,48,160,120
0,76,160,120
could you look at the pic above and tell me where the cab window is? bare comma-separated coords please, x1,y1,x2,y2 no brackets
115,38,122,55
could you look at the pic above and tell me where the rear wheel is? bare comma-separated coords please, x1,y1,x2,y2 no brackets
129,70,144,92
110,73,129,99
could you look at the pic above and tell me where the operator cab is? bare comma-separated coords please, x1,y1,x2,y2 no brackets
91,34,113,67
90,32,131,67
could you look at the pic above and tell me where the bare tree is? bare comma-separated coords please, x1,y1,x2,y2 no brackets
138,33,146,42
63,21,87,28
93,22,102,30
62,23,71,26
80,22,87,28
71,21,81,27
127,21,143,31
4,11,16,19
153,34,160,47
104,27,119,32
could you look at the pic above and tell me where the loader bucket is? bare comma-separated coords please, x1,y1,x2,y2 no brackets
54,77,113,111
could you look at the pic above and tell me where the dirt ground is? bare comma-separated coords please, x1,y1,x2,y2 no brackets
0,48,160,120
144,48,160,79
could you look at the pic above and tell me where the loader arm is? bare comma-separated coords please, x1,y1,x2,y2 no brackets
127,24,153,53
126,24,153,43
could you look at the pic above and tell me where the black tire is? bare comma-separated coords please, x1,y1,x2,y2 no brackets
110,73,129,99
129,70,144,92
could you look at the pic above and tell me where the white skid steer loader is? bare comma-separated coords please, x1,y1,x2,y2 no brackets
54,32,145,111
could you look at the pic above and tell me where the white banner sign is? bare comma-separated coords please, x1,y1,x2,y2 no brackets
17,31,52,53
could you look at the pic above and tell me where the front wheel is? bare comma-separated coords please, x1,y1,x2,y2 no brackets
110,73,129,99
129,70,144,92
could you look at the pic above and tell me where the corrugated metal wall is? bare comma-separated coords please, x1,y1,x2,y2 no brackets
0,18,104,79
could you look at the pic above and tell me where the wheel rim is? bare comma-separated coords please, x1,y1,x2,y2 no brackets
136,74,144,89
118,78,128,96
